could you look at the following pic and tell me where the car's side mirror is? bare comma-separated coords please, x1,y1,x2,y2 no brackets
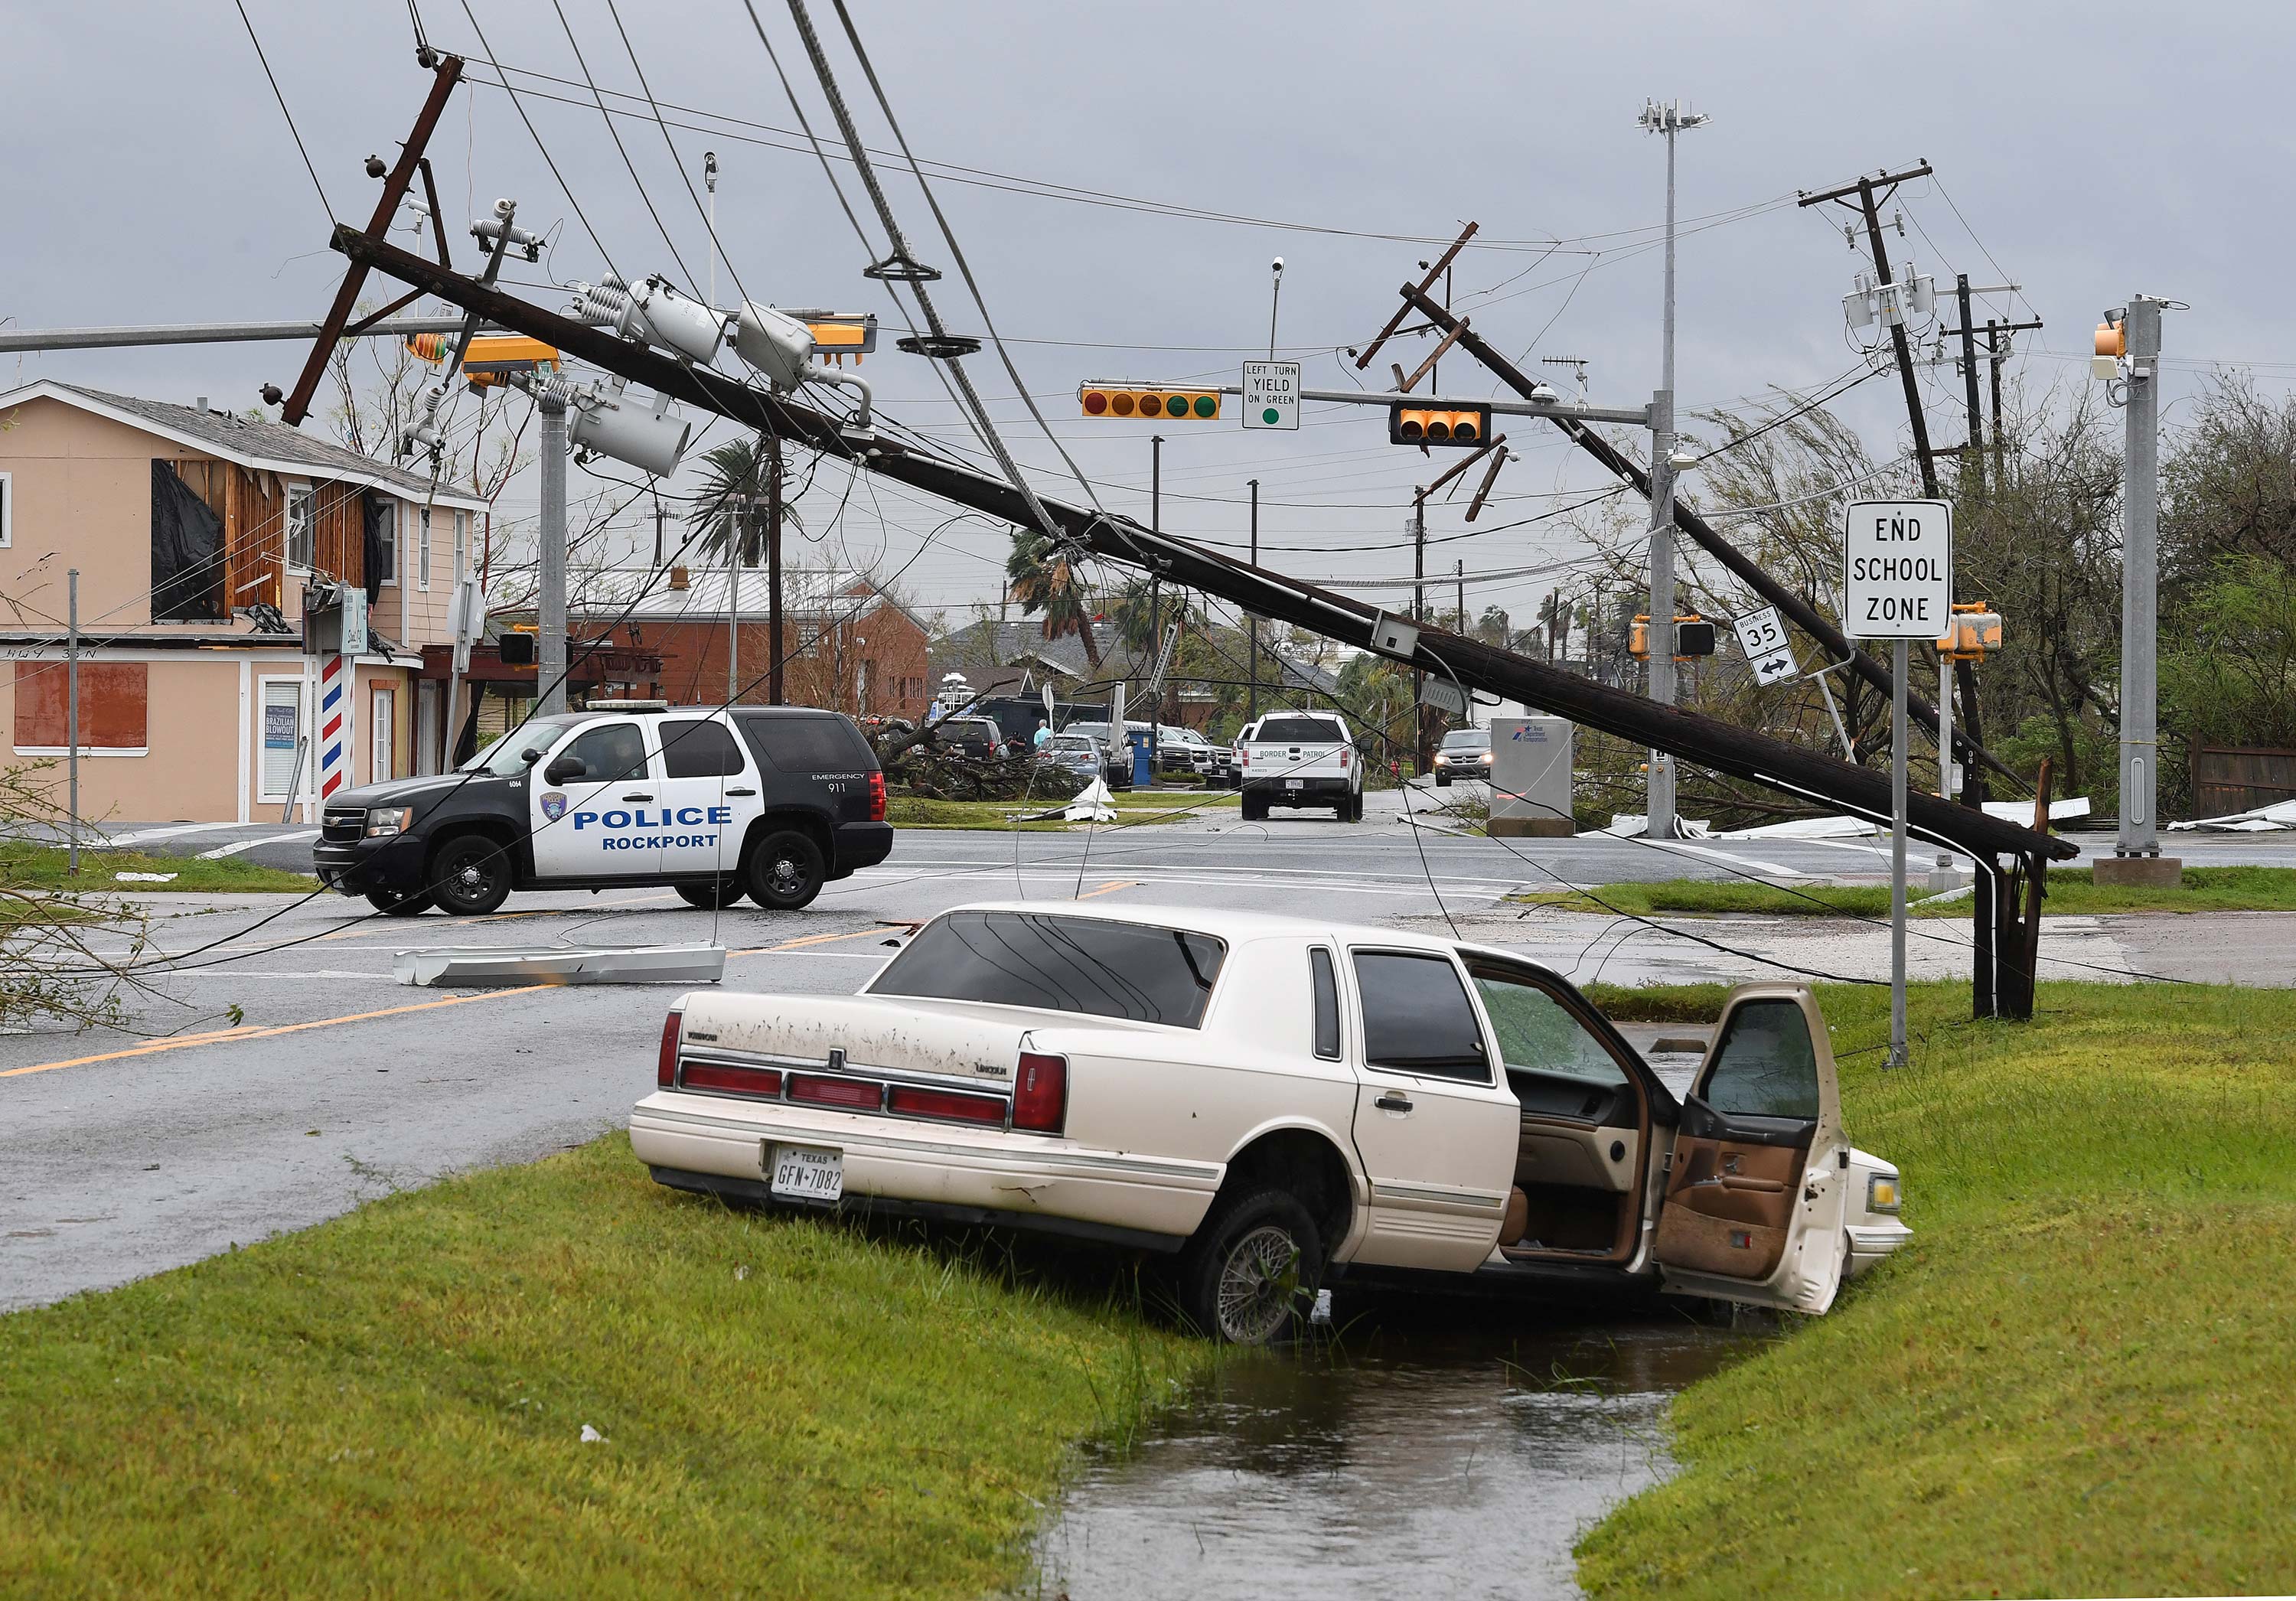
521,747,544,765
544,757,587,784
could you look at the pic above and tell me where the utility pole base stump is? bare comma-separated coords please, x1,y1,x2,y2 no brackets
1488,817,1576,839
2092,855,2183,889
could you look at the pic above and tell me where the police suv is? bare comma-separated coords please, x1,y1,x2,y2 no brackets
312,702,892,918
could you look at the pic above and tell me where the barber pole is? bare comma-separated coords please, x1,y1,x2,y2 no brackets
318,654,351,802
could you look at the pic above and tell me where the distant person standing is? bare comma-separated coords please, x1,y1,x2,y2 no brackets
1032,719,1051,750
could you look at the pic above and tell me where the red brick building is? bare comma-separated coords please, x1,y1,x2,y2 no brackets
563,566,930,720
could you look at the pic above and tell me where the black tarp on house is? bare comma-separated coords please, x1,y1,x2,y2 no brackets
362,490,390,607
150,460,225,621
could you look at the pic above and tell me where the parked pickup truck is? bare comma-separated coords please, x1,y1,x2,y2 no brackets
630,902,1908,1342
1238,712,1364,821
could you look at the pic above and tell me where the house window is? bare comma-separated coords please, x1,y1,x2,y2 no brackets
452,510,468,582
375,501,396,585
286,486,315,572
0,470,12,549
419,508,432,590
259,677,304,800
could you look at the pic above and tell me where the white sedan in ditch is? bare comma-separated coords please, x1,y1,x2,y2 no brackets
629,903,1909,1342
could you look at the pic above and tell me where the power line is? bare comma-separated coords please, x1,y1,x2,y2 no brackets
232,0,333,224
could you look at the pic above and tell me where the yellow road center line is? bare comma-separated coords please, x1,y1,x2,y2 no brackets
1,985,548,1080
1073,879,1139,900
729,927,892,957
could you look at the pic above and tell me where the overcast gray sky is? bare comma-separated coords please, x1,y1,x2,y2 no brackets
8,2,2291,627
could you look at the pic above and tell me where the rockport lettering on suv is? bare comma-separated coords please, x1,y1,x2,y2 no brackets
312,703,891,917
631,902,1909,1344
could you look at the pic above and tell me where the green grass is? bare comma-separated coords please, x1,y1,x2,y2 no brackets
0,1133,1203,1599
1577,980,2296,1599
1518,864,2296,920
0,841,316,893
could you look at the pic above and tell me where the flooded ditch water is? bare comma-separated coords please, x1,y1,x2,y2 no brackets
1032,1308,1763,1599
1030,1042,1754,1600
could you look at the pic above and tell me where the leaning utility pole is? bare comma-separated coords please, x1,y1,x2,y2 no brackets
66,569,80,875
1797,162,1940,499
1413,489,1430,773
727,494,744,709
536,389,568,716
1638,99,1707,836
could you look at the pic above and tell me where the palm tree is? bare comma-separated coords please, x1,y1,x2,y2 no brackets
687,435,801,566
1005,529,1101,667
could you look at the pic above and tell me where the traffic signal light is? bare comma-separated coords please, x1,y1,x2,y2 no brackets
1935,602,2003,662
406,332,559,389
1389,404,1491,448
1078,383,1221,420
1629,615,1717,661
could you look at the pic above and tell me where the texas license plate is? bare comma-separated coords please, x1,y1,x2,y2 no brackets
768,1143,843,1202
1285,778,1304,789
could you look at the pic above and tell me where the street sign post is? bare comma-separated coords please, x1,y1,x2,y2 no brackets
1732,604,1796,686
1843,499,1954,1071
1241,360,1300,430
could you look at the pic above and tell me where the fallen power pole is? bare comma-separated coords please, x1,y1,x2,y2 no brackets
325,221,2073,916
0,317,466,354
1385,280,2016,787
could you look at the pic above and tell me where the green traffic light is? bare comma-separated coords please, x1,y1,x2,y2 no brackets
1165,394,1189,418
1192,394,1217,418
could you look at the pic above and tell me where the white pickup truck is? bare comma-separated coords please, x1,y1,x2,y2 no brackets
1238,712,1365,821
630,902,1909,1342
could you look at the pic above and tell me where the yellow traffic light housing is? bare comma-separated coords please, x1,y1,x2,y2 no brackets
406,331,559,389
2092,317,2125,380
1935,602,2003,662
1389,404,1491,448
1629,614,1718,662
1078,383,1221,420
790,310,876,365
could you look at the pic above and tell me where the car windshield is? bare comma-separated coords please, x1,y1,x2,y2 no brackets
1443,729,1488,748
1048,736,1097,755
872,909,1228,1028
462,715,585,775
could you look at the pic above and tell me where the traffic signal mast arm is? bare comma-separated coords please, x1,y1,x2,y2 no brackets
325,220,2065,866
1391,281,2017,787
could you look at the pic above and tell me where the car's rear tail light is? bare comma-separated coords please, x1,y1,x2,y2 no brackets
657,1008,682,1087
789,1073,883,1110
1339,747,1350,769
867,769,887,822
680,1061,784,1097
886,1085,1006,1125
1240,749,1249,768
1013,1052,1068,1134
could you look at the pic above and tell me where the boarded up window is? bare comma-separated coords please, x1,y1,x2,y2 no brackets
14,661,149,750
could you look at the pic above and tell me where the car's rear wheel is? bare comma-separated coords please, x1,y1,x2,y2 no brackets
1177,1189,1324,1345
1241,791,1267,822
745,829,826,911
427,833,514,917
677,877,745,910
367,886,433,917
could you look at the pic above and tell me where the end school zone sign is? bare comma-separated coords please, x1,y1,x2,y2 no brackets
1842,499,1952,639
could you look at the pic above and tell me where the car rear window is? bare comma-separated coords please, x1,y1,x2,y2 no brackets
735,712,872,774
1256,716,1345,744
872,910,1227,1029
1352,950,1488,1081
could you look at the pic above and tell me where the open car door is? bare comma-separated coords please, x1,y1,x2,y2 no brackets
1653,984,1850,1315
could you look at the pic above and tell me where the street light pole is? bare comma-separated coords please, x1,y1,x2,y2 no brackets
1247,478,1261,723
1638,98,1707,840
536,390,568,716
2115,294,2173,873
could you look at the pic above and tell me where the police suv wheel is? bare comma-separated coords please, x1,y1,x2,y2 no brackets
428,833,514,917
745,830,825,911
676,877,745,911
367,887,433,917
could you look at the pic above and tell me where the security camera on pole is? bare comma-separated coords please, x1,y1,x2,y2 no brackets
1843,497,1953,1069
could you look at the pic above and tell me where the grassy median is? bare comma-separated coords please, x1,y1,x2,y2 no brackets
0,841,316,893
1522,862,2296,920
0,1134,1202,1598
1577,980,2296,1598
